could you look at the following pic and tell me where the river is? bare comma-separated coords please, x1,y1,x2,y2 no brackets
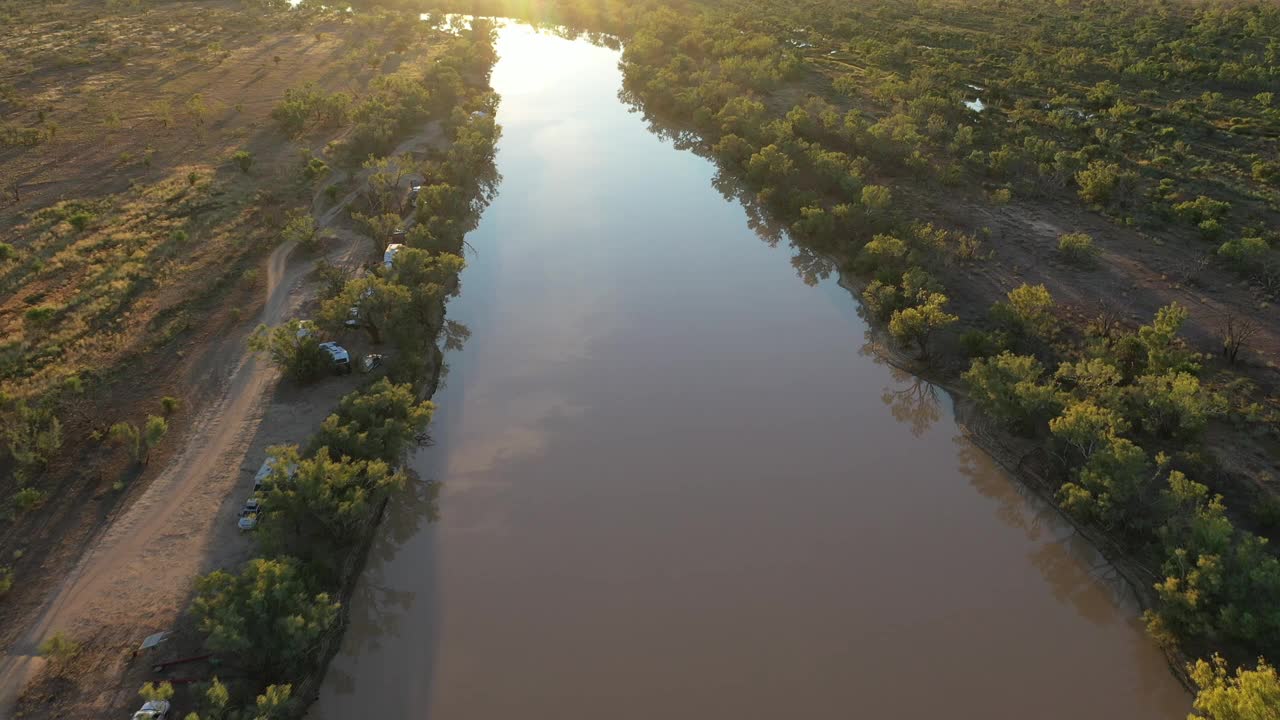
311,22,1190,720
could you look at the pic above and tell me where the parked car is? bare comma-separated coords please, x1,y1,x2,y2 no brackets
319,341,352,375
132,700,170,720
383,242,405,269
345,287,375,328
237,503,259,531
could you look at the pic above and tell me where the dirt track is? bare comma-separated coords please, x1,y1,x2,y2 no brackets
0,124,444,714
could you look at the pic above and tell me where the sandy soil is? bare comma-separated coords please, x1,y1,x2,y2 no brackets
0,123,445,717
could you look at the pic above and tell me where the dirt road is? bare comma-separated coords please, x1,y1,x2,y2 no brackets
0,236,304,710
0,124,445,714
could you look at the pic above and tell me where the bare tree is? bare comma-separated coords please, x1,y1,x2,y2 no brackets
1220,312,1260,363
1087,297,1123,341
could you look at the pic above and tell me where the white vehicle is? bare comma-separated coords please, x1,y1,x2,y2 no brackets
132,700,170,720
319,341,352,375
237,504,259,531
383,242,405,269
253,456,297,492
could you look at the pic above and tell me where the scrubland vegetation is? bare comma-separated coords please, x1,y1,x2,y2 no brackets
1,0,473,626
2,0,497,716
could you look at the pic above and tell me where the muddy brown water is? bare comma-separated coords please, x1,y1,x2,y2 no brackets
311,23,1190,720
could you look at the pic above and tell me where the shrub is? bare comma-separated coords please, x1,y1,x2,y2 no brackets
3,402,63,477
853,234,908,275
959,329,1005,358
38,632,80,674
1075,160,1135,206
142,415,168,464
992,283,1055,340
247,320,329,383
1057,232,1098,266
1173,195,1231,226
963,352,1063,432
139,681,175,703
0,242,14,261
160,396,181,415
304,157,329,180
11,488,45,513
109,421,142,463
232,150,254,173
67,211,94,231
1133,371,1223,440
1217,236,1269,271
0,566,12,597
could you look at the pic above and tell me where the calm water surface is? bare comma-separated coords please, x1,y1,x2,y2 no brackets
312,24,1189,719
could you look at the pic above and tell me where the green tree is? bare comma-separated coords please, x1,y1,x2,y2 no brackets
257,447,404,577
247,320,329,383
853,234,908,275
192,557,338,681
313,380,434,463
1134,371,1223,440
1048,401,1127,463
1187,655,1280,720
1136,303,1199,374
281,211,319,253
1057,436,1150,529
888,292,957,358
993,283,1055,340
963,352,1063,432
319,276,411,345
350,212,402,250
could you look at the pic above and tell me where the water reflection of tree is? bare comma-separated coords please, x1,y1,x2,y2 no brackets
790,246,833,287
880,368,941,438
952,434,1137,625
346,473,441,650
